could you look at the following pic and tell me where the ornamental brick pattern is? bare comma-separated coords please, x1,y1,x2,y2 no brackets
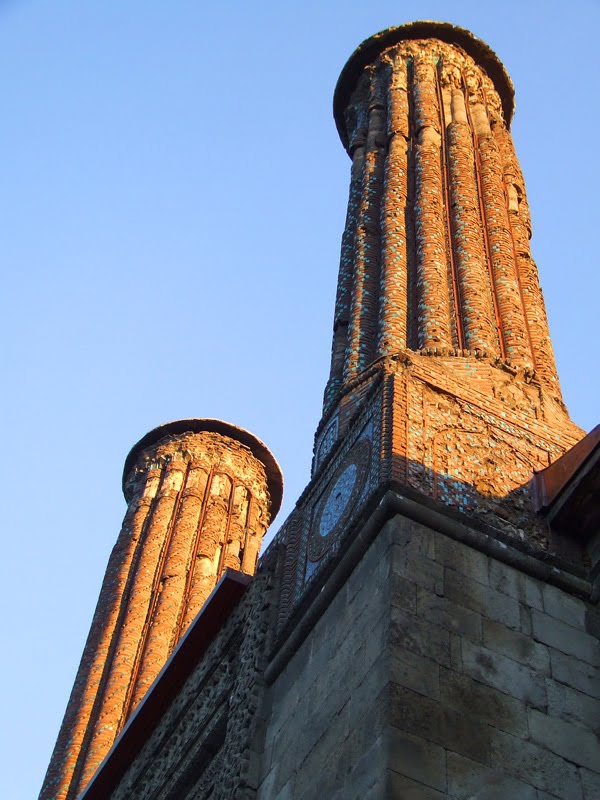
39,420,281,800
323,25,563,426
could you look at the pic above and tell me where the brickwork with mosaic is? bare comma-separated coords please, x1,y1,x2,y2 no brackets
41,427,275,800
380,352,582,542
277,394,383,637
323,29,565,451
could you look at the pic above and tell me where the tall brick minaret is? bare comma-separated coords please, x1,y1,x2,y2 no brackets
312,21,582,493
40,419,282,800
323,21,560,412
279,21,585,630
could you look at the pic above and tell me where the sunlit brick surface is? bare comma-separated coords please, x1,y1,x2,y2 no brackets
323,30,562,422
40,423,278,800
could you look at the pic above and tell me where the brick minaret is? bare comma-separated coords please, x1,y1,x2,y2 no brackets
313,21,582,506
323,21,559,409
40,419,282,800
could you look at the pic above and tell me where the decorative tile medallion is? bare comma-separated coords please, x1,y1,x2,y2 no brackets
307,437,371,562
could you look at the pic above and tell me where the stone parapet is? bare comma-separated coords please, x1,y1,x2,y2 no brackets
323,21,564,438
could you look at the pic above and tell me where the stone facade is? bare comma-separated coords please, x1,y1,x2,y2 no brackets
83,497,600,799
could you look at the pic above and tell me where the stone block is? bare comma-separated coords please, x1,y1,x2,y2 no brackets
528,708,600,772
519,603,532,635
355,613,391,681
331,736,385,800
291,699,351,798
482,617,550,673
346,653,389,731
328,623,385,689
273,781,295,800
339,560,390,636
551,649,600,699
390,649,440,700
387,516,436,559
387,770,446,799
257,767,292,800
532,610,600,667
450,633,463,671
386,726,447,792
447,750,537,799
345,540,392,615
392,543,444,595
546,678,600,733
586,609,600,640
542,583,587,630
434,531,489,585
439,667,528,736
490,728,582,800
308,622,338,679
352,781,386,800
488,559,543,610
461,639,546,709
389,683,490,763
580,767,600,800
445,567,521,629
390,572,418,613
416,586,482,641
390,606,451,667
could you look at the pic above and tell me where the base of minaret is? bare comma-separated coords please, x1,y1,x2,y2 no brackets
279,353,584,632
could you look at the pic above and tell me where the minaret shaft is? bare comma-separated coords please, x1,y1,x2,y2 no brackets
39,421,280,800
323,34,562,426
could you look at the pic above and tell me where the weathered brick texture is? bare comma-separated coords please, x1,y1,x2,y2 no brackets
322,24,564,437
39,421,281,800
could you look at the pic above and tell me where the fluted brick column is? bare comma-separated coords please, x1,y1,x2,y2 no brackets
412,53,454,351
40,419,282,800
320,21,567,436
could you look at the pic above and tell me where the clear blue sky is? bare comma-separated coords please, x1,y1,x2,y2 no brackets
2,1,599,797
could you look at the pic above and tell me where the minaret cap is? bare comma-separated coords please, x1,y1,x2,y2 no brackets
334,20,515,153
123,418,284,517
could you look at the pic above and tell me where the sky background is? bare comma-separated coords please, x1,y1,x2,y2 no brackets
2,1,599,797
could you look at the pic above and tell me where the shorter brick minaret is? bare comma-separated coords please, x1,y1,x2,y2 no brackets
40,419,282,800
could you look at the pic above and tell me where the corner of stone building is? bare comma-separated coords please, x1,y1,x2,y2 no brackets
256,495,599,800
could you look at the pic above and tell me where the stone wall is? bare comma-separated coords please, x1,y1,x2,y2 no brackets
258,512,600,799
258,516,392,799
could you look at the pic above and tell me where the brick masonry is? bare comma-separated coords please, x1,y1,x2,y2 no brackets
323,25,566,431
103,554,281,800
40,421,281,800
